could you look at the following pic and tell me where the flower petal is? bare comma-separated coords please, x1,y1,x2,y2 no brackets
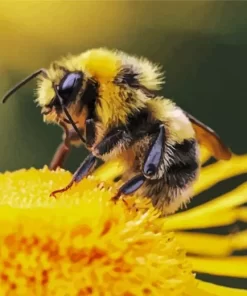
163,183,247,231
188,256,247,278
163,208,236,230
93,158,126,181
200,146,212,165
196,183,247,212
236,207,247,222
194,154,247,195
196,280,247,296
175,231,247,257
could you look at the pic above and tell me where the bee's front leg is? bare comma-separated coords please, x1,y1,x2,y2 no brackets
49,116,96,171
49,122,84,170
49,142,70,171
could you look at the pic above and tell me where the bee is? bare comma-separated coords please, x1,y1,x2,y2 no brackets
2,48,232,215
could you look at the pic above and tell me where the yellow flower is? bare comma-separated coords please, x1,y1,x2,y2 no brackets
0,147,247,296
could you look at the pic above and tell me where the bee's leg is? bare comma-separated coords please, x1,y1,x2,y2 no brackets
49,142,70,171
49,125,84,170
85,118,96,148
50,129,129,197
50,153,97,197
111,174,146,202
143,124,165,177
50,117,97,170
49,122,71,170
111,124,165,202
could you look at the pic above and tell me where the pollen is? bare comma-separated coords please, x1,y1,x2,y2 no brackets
0,167,196,296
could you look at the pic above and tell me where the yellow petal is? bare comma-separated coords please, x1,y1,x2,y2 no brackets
188,256,247,278
196,280,247,296
197,183,247,212
232,230,247,250
199,146,212,165
175,231,247,257
194,154,247,195
93,157,126,181
163,183,247,231
236,207,247,222
163,208,235,230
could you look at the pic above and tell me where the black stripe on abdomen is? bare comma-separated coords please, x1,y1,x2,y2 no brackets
166,139,199,189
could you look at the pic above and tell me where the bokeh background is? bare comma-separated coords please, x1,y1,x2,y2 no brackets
0,0,247,290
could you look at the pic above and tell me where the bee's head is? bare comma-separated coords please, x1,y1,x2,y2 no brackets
39,69,85,118
1,66,88,144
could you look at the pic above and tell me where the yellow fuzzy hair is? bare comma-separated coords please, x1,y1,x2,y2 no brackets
147,98,195,144
36,48,164,108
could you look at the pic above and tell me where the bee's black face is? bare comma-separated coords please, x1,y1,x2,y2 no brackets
57,72,83,105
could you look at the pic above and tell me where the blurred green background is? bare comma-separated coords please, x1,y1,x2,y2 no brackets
0,0,247,289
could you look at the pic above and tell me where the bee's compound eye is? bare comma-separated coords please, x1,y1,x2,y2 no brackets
58,72,83,104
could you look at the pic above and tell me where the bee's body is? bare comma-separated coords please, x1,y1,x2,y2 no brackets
3,48,231,215
121,103,199,214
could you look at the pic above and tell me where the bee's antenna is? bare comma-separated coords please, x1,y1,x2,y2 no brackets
2,68,48,104
54,87,85,144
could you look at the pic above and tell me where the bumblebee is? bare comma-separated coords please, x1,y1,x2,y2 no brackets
2,48,232,215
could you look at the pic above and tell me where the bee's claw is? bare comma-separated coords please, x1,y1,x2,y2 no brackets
50,192,57,198
111,194,121,204
111,194,129,208
49,181,74,198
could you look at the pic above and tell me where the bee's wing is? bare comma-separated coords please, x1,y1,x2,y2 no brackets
184,111,232,160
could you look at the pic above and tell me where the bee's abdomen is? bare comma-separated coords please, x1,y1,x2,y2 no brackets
132,138,200,215
166,139,199,189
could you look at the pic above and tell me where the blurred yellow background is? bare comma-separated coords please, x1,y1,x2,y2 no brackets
0,0,247,290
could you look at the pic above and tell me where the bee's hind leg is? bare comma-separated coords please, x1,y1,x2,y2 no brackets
111,174,146,202
143,124,165,177
111,124,165,202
